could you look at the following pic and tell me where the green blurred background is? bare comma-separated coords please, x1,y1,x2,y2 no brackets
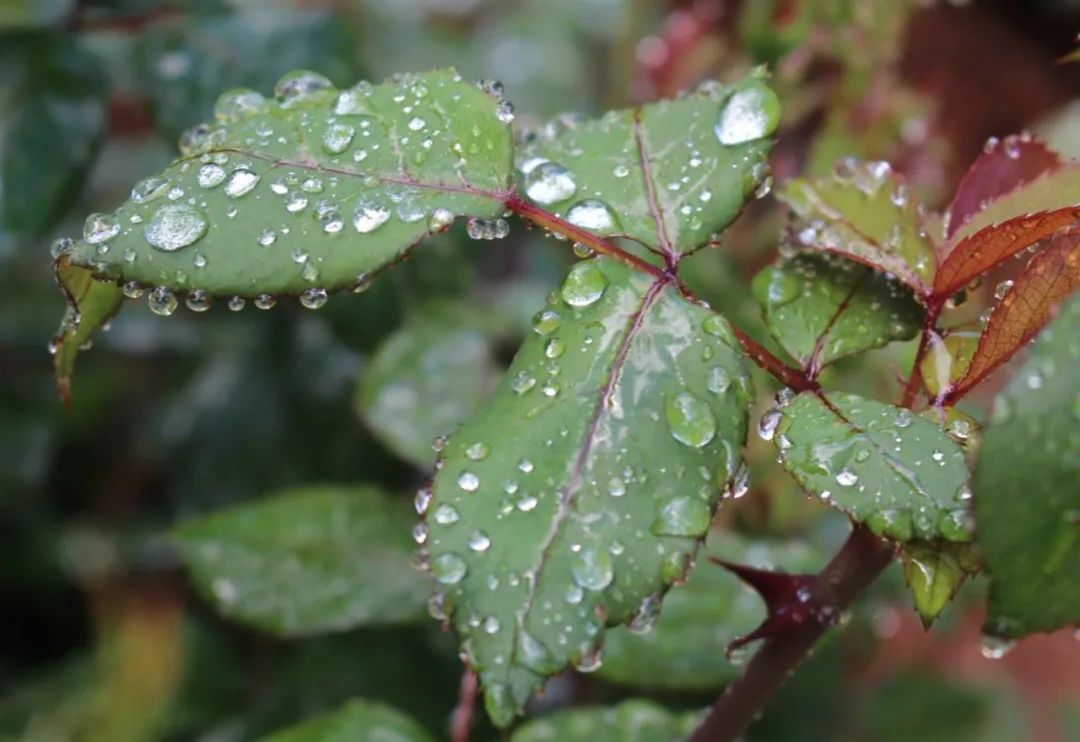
2,0,1080,740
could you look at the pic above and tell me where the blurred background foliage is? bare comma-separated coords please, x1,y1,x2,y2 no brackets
2,0,1080,739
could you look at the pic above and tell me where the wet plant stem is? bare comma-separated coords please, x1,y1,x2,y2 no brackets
689,526,895,742
451,669,478,742
900,300,944,408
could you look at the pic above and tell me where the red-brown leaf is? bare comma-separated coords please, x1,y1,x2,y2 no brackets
944,228,1080,403
933,207,1080,300
946,136,1061,241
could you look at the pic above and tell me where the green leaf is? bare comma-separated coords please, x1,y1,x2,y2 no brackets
50,257,124,404
356,302,502,468
136,9,362,142
901,541,978,628
424,258,753,725
176,486,429,635
62,68,513,299
515,72,776,260
780,158,935,295
598,533,825,690
751,253,923,371
260,699,432,742
1,36,108,237
771,391,972,542
511,699,702,742
976,292,1080,639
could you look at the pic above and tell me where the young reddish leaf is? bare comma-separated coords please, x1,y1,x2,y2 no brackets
781,158,935,296
945,228,1080,404
945,135,1061,241
933,208,1080,300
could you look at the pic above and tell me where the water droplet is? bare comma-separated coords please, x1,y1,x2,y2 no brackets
518,458,534,473
560,261,607,307
122,281,144,299
258,228,277,246
458,471,480,492
466,442,490,461
835,469,859,487
285,192,309,213
322,122,355,154
531,309,561,335
758,409,783,441
979,633,1015,660
431,553,467,584
214,87,267,121
433,504,460,525
571,547,614,591
225,168,260,198
83,213,121,244
628,594,662,634
145,204,208,252
575,646,603,673
544,338,565,359
715,83,781,145
254,294,276,310
197,163,227,188
566,199,617,231
300,288,328,309
429,208,454,231
131,176,170,204
525,161,577,204
652,496,711,537
414,487,432,514
994,279,1014,300
228,296,245,311
274,69,334,106
147,286,177,316
665,392,717,448
482,615,501,634
185,289,211,312
468,531,491,552
412,522,428,544
353,200,391,233
607,477,626,497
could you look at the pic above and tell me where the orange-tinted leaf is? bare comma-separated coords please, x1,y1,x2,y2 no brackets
933,207,1080,300
944,228,1080,403
946,135,1061,241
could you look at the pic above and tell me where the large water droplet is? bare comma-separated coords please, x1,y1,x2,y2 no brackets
525,161,576,204
665,392,717,448
225,168,260,198
652,496,711,537
197,163,227,188
566,199,618,231
145,204,208,252
715,83,781,145
431,553,467,585
147,286,177,316
214,87,267,121
353,200,391,233
560,261,607,307
322,122,355,154
274,69,334,106
83,213,120,244
571,547,614,591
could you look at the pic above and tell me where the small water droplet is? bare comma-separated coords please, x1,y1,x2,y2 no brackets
353,200,391,233
254,294,276,310
468,531,491,552
525,161,577,204
131,176,170,204
835,469,859,487
274,69,334,106
83,213,121,244
300,287,328,309
322,122,355,154
665,391,717,448
566,199,618,231
758,409,783,441
433,504,460,525
652,496,711,537
225,168,260,198
197,163,227,188
147,286,177,316
560,261,607,307
227,296,245,311
214,87,267,121
979,633,1015,660
571,547,614,591
458,471,480,492
185,289,211,312
431,553,467,584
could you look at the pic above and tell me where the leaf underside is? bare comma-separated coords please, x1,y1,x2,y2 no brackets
176,486,430,636
424,257,752,725
772,391,972,543
977,293,1080,639
752,252,923,372
51,257,124,403
61,68,513,297
516,75,776,261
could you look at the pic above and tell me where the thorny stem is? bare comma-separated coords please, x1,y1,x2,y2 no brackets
505,194,667,280
689,527,895,742
451,669,478,742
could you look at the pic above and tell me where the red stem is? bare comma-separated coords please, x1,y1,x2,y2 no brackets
689,527,895,742
451,669,478,742
732,326,820,394
900,299,943,408
505,194,667,279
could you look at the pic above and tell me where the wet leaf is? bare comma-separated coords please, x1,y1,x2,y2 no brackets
945,135,1061,241
356,302,502,468
261,699,432,742
945,228,1080,403
771,391,972,542
901,541,978,628
781,158,935,295
136,9,361,142
976,292,1080,639
424,258,753,725
515,72,776,261
1,37,108,237
511,699,702,742
176,486,429,636
0,0,71,28
598,533,824,691
751,252,923,373
62,68,513,298
51,257,124,404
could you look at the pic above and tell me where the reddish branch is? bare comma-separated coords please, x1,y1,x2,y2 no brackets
690,527,895,742
451,670,478,742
